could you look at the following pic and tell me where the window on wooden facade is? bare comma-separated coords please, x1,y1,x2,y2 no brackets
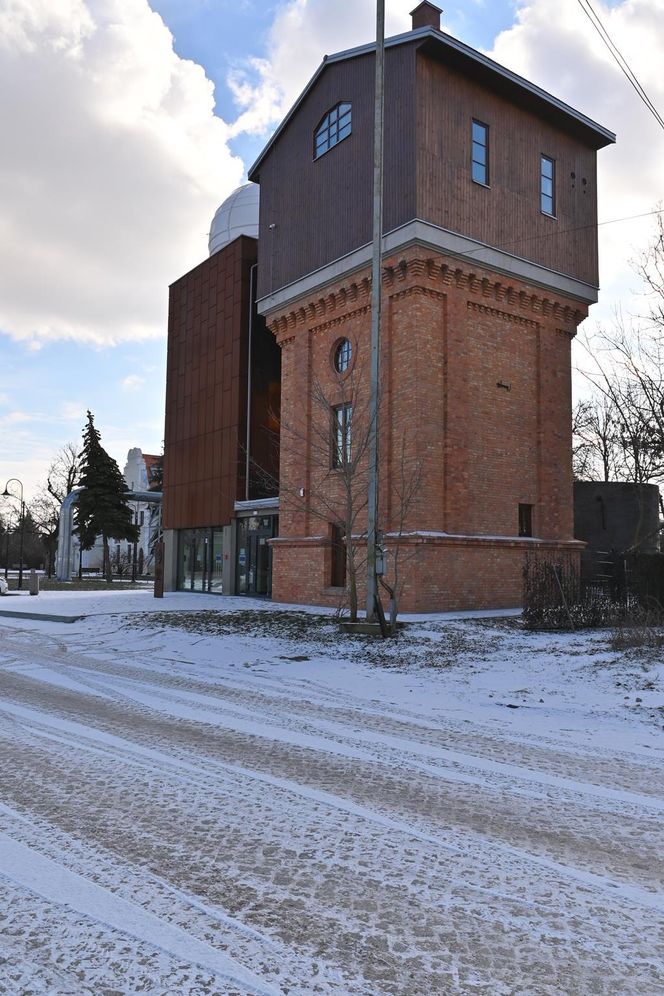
471,120,489,185
331,402,353,467
330,523,347,587
315,103,352,159
518,503,533,537
540,155,555,215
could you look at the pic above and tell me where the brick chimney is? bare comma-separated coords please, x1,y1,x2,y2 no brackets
410,2,442,31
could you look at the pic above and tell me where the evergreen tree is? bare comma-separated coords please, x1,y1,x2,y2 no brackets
75,411,139,582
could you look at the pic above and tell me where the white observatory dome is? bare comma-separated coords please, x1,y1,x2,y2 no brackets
208,182,259,256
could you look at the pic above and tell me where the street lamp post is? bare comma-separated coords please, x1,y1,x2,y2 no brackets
4,521,10,580
2,478,25,590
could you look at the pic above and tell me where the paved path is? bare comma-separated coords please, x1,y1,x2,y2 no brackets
0,620,662,994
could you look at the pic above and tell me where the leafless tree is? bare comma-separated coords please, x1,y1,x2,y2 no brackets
258,365,421,625
383,435,423,626
576,213,664,496
266,367,372,620
578,326,664,486
28,442,82,577
28,494,60,577
47,442,81,502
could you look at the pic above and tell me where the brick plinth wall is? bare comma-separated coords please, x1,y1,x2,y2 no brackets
270,534,584,612
266,245,588,613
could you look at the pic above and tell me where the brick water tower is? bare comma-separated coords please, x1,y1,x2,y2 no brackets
248,2,614,611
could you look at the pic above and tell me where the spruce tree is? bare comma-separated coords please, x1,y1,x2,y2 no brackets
75,411,139,583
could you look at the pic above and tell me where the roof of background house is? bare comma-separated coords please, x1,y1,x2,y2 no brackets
143,454,161,490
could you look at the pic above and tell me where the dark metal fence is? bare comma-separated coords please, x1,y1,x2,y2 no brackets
581,549,664,607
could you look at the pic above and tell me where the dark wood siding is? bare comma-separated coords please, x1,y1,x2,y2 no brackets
255,38,604,298
163,238,256,530
256,44,418,300
416,52,599,286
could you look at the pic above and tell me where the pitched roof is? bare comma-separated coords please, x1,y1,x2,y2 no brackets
248,25,615,180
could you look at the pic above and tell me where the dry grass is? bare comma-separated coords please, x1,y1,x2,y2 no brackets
609,623,664,652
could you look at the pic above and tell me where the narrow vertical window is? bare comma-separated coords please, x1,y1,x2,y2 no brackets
331,403,352,468
330,523,346,587
540,155,555,215
471,120,489,185
518,503,533,537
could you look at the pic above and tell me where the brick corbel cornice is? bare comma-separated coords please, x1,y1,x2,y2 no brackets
266,252,587,340
467,301,539,329
389,284,447,304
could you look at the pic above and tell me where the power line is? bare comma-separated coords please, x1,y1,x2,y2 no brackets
576,0,664,133
460,206,664,260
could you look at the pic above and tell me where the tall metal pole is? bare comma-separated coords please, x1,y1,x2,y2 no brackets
366,0,385,621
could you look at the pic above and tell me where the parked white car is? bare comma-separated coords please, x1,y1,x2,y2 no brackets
0,576,8,595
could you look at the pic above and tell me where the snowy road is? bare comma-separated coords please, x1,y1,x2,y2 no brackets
0,599,663,994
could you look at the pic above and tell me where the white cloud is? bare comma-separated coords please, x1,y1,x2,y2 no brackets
0,410,44,425
487,0,664,326
120,373,145,391
225,0,415,144
60,400,86,420
226,58,284,138
0,0,245,347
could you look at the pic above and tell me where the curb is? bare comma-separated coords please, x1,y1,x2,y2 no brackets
0,609,86,624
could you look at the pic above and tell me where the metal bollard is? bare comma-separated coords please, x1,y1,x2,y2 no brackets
29,570,40,596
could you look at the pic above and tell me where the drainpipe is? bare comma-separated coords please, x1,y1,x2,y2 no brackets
245,262,257,501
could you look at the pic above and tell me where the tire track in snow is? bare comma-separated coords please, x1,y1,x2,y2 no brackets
3,627,662,799
0,664,661,895
1,621,663,994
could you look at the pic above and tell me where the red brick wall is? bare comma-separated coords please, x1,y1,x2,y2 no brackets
267,247,586,612
271,535,583,612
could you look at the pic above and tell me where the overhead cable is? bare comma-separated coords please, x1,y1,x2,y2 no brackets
576,0,664,132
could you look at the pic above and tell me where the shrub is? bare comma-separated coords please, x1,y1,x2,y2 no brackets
523,554,637,630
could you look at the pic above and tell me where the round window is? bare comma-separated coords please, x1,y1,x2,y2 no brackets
334,338,352,374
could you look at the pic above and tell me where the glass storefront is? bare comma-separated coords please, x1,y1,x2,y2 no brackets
236,514,278,597
178,528,226,593
177,514,278,596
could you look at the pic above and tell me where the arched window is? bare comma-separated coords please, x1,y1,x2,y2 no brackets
314,102,352,159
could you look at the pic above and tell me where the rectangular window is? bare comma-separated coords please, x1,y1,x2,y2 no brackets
330,523,346,588
471,120,489,185
332,403,352,468
518,503,533,537
540,155,555,215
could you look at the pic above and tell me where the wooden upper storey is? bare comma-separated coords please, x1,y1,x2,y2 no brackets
249,27,614,303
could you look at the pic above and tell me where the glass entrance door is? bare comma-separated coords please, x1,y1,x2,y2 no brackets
248,532,270,596
236,515,277,596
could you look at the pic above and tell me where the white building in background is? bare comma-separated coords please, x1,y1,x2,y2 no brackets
56,448,162,579
118,447,162,573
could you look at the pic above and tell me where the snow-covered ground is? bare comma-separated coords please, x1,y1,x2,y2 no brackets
0,591,662,994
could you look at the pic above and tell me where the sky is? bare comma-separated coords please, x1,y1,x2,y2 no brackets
0,0,663,501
